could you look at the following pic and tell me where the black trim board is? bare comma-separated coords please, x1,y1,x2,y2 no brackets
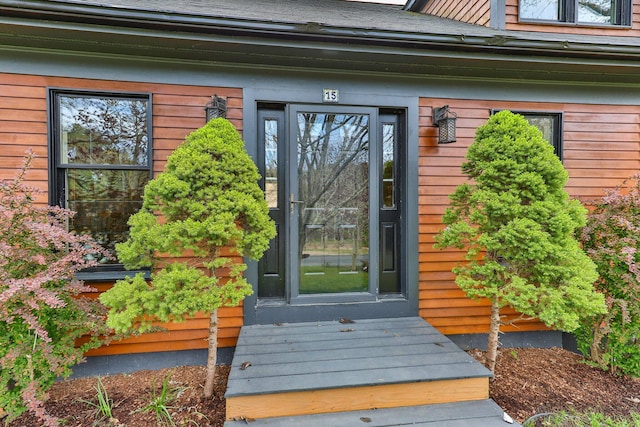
68,330,574,378
68,348,234,379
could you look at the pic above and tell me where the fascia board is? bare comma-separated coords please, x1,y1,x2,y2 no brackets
1,0,640,60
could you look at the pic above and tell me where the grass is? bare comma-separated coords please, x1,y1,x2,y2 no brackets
79,377,115,425
524,411,640,426
299,265,368,293
140,373,186,427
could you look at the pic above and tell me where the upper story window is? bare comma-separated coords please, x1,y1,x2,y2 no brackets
50,90,152,272
519,0,631,26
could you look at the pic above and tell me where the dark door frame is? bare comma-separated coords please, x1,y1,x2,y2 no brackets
243,87,419,325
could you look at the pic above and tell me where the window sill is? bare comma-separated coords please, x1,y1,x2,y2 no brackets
77,269,151,282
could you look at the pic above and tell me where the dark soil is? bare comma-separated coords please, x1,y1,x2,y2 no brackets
7,366,229,427
6,348,640,426
472,347,640,423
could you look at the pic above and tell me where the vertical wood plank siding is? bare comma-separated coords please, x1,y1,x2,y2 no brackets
418,97,640,335
0,72,244,355
505,0,640,35
423,0,491,27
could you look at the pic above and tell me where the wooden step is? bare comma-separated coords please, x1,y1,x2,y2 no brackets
225,317,493,420
225,399,521,426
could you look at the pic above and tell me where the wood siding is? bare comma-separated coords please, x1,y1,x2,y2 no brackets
505,0,640,35
423,0,491,27
0,72,244,355
418,97,640,335
3,69,637,354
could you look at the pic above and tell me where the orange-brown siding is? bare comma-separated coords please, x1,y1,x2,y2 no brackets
423,0,491,27
505,0,640,35
418,97,640,335
3,70,638,353
0,72,244,354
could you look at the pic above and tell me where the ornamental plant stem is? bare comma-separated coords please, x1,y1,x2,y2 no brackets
0,151,109,424
203,308,218,399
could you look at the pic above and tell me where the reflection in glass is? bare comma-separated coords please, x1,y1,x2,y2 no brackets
57,93,150,265
524,115,554,143
66,169,149,262
59,95,149,166
382,123,396,209
264,119,279,208
578,0,614,23
296,113,369,294
520,0,560,20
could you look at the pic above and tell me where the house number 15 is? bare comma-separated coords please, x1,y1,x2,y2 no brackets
323,88,339,103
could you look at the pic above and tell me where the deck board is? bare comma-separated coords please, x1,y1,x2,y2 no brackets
225,399,521,426
230,352,476,379
232,342,462,365
229,362,488,395
225,317,506,424
227,317,491,397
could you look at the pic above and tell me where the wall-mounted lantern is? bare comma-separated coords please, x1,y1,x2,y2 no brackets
205,94,227,121
433,105,457,144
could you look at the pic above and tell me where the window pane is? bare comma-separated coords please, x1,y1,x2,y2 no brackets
578,0,614,23
264,118,278,208
382,123,396,209
66,169,149,263
297,113,370,294
523,115,554,144
519,113,561,159
520,0,560,20
59,95,149,166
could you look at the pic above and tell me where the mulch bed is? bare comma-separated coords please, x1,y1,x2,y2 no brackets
6,348,640,426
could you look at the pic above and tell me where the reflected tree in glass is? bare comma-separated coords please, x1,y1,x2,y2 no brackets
59,95,150,263
520,0,560,20
296,113,370,293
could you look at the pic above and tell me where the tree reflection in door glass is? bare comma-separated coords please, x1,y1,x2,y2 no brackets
296,113,369,294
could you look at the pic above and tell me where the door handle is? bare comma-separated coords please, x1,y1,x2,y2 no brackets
290,194,304,205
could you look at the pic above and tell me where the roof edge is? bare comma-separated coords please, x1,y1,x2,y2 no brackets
1,0,640,61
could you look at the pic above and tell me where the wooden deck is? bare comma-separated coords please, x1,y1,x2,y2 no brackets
225,317,520,426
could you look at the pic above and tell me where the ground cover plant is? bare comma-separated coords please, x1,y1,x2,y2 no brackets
0,152,109,425
577,175,640,377
99,118,276,398
435,110,606,372
525,411,640,426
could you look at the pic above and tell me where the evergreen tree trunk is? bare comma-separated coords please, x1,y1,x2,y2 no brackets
203,308,219,398
486,299,501,374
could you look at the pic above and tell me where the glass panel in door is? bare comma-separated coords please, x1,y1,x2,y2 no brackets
295,113,370,294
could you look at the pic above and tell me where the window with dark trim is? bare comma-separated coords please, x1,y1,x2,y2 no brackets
519,0,631,26
492,110,563,160
49,90,152,275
